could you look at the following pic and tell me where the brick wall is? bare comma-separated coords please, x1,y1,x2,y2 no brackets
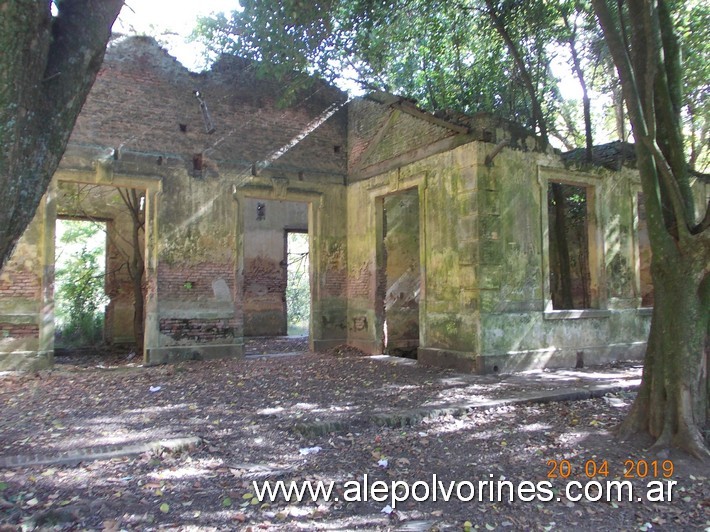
0,324,39,339
159,318,236,342
158,262,235,301
0,271,40,299
347,260,374,299
348,99,454,174
70,36,348,180
244,256,285,296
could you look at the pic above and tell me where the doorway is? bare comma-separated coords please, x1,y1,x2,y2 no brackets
378,188,421,358
286,231,310,337
53,182,148,366
54,218,108,348
242,198,311,355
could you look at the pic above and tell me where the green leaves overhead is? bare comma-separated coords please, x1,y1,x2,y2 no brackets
193,0,558,127
192,0,707,162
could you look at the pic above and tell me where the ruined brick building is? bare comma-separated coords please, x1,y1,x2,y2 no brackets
2,36,707,372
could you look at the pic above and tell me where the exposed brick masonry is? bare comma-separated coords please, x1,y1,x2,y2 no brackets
70,36,348,179
0,324,39,339
244,257,284,296
159,318,236,342
0,271,40,299
158,262,235,301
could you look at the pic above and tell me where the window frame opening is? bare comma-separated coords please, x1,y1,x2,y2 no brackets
542,174,604,318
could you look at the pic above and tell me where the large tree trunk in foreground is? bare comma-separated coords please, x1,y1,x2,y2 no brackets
0,0,124,271
593,0,710,458
621,247,709,456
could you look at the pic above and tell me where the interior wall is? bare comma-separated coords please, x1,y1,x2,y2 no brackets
242,198,308,336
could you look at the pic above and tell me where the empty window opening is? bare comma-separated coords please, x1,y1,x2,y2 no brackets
548,182,593,310
637,192,654,306
380,188,421,358
286,231,310,337
193,153,203,172
54,218,108,348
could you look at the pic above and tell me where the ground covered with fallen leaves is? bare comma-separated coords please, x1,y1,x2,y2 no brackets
0,346,708,531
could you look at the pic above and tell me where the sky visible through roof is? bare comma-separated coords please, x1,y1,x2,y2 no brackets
110,1,601,148
113,0,238,71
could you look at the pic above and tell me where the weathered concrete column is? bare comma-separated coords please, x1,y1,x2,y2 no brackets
142,187,161,363
38,180,57,363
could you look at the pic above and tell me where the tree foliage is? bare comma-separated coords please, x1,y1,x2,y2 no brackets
194,0,562,136
194,0,707,158
286,232,310,336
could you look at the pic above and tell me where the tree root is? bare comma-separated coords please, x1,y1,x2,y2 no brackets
672,426,710,460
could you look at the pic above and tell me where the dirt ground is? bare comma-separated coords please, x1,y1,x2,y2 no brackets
0,346,708,531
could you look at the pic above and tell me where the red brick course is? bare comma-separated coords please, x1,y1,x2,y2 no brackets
159,318,236,342
158,262,235,300
0,271,40,299
0,324,39,338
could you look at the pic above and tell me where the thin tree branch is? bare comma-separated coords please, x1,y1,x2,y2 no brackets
591,0,672,251
562,10,593,161
484,0,548,148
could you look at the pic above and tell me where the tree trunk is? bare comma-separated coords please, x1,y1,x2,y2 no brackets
562,12,593,162
130,212,145,354
592,0,710,458
613,83,626,141
0,0,124,271
120,188,145,354
619,246,709,458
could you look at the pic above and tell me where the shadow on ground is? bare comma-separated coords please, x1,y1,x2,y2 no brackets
0,352,707,530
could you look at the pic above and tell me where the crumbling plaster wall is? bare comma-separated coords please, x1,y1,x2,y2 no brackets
474,148,650,373
347,143,484,368
1,35,662,371
1,35,350,368
74,37,349,364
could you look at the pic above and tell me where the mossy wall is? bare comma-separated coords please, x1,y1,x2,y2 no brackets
347,137,651,372
347,144,482,369
476,147,650,372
